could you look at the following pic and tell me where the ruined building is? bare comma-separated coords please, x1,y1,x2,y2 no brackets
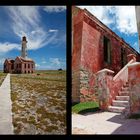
72,6,140,116
4,36,35,74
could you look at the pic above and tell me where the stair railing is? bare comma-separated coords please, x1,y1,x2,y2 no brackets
113,59,135,82
110,59,135,104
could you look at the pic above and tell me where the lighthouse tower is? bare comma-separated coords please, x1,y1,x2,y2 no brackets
21,36,27,58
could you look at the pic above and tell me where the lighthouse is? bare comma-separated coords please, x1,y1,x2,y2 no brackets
21,36,27,58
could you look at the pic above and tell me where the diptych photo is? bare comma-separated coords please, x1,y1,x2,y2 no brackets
72,6,140,134
1,4,140,136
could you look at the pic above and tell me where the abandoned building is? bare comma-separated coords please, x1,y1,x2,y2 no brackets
4,36,35,74
72,6,140,116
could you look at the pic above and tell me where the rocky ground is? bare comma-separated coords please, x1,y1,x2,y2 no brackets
10,71,66,134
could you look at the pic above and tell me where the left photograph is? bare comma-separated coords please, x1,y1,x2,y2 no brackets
0,6,66,134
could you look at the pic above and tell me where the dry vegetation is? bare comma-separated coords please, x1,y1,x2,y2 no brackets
0,72,7,86
10,70,66,134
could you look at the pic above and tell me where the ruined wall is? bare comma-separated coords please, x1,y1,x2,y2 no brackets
128,62,140,115
79,17,101,102
72,7,140,103
79,10,140,103
72,7,84,103
79,68,98,102
82,10,140,75
95,69,114,110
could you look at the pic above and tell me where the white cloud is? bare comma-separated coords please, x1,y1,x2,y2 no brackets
36,58,66,70
43,6,66,13
50,32,66,47
78,6,137,35
49,58,61,66
49,29,58,32
133,41,139,52
134,42,138,47
2,6,59,52
0,57,6,70
79,6,114,27
42,61,46,64
41,59,47,64
0,42,20,53
115,6,137,34
0,58,5,65
35,63,40,67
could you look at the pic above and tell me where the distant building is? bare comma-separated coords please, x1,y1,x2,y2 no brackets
4,36,35,74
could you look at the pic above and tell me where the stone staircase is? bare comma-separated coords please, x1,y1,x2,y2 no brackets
108,82,130,113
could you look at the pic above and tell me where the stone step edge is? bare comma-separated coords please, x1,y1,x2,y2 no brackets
116,96,130,100
108,106,125,109
112,100,129,103
116,96,129,98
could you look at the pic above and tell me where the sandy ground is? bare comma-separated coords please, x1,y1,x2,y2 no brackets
72,111,140,134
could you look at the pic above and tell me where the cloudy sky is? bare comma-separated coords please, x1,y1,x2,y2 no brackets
78,6,139,53
0,6,66,70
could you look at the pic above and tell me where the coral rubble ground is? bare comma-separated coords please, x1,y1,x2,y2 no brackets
10,71,66,134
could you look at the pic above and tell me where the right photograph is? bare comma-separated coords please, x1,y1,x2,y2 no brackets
72,6,140,134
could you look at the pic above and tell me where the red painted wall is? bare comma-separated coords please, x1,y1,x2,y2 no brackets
72,6,140,103
128,63,140,114
81,21,101,73
81,11,140,74
72,7,84,103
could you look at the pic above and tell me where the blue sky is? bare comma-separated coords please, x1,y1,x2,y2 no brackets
78,6,139,53
0,6,66,70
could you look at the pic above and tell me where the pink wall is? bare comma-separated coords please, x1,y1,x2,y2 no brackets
128,62,140,114
72,6,140,103
72,6,84,103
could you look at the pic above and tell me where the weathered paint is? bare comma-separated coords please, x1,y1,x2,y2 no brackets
72,6,140,103
79,68,97,102
128,63,140,115
72,7,84,103
96,69,114,110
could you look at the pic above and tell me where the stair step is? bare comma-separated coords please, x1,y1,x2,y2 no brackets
125,82,129,84
123,84,129,88
121,87,129,91
125,81,129,85
116,96,129,101
108,106,125,113
112,100,129,107
119,91,129,96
